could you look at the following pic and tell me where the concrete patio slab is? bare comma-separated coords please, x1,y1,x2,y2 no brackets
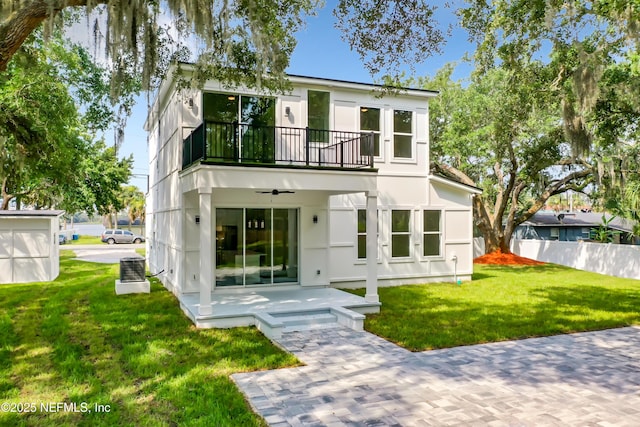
233,326,640,426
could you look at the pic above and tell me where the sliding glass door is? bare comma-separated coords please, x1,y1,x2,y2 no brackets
215,208,298,286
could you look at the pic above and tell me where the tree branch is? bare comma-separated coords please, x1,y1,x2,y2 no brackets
517,166,594,225
0,0,101,71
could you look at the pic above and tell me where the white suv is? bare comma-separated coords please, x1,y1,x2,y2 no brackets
101,229,145,244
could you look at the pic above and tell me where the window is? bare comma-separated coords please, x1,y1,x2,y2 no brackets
423,210,441,257
357,209,379,259
550,228,559,240
393,110,412,158
308,90,330,142
391,210,411,258
581,227,590,239
360,107,380,157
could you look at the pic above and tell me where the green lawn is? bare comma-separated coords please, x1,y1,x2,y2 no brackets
0,251,298,426
348,263,640,351
65,235,103,245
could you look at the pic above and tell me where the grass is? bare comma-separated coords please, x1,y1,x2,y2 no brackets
348,263,640,351
65,235,103,245
0,251,298,426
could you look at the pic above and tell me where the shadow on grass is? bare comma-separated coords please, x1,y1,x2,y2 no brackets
0,254,298,426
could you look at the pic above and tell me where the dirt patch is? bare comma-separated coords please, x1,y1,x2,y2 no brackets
474,250,545,266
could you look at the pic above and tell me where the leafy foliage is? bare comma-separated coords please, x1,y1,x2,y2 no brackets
334,0,444,77
0,32,132,212
1,1,444,96
428,1,640,252
426,65,592,253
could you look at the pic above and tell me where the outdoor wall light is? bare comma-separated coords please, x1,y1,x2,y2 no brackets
313,215,318,224
188,98,194,108
285,106,291,117
227,95,236,101
360,107,368,112
195,215,200,224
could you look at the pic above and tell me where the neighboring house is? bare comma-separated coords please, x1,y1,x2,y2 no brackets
515,211,638,244
144,65,481,329
0,210,64,284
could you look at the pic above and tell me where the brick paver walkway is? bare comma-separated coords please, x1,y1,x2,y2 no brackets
232,326,640,426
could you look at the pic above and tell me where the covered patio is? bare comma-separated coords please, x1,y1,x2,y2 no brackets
178,287,381,339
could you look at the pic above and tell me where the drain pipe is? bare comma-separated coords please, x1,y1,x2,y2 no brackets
451,254,460,285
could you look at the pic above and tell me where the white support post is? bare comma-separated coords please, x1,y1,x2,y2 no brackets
365,190,379,303
198,189,213,315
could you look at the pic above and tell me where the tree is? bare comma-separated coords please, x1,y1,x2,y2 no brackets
120,185,145,231
1,1,444,95
435,1,640,253
0,32,132,211
426,65,594,254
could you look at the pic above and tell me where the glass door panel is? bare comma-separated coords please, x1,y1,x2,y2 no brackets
245,209,271,285
203,93,239,161
273,209,298,283
240,96,275,162
215,208,297,286
215,208,244,286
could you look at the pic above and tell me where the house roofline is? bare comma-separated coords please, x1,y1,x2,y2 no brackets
173,61,438,95
429,174,483,194
285,74,438,97
146,62,439,130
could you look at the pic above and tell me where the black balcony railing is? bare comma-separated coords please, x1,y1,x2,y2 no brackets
182,121,375,170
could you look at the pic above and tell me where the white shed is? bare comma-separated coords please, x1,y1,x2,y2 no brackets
0,210,64,284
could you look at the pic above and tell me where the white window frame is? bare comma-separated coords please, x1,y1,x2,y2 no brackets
307,90,331,144
550,227,560,240
390,209,412,260
358,106,383,161
355,208,381,262
422,209,443,258
392,109,415,162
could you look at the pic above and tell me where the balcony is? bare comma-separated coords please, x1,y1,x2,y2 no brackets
182,121,375,171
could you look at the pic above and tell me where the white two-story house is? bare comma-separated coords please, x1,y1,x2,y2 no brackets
145,65,480,334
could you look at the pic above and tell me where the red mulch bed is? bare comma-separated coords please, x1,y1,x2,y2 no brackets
474,250,545,266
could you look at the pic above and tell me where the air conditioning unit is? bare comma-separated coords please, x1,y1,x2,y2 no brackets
120,257,146,283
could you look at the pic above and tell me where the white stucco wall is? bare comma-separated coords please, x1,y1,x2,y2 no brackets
0,213,61,284
145,71,479,294
328,176,477,287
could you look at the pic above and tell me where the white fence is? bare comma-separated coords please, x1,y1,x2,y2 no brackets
473,237,485,258
511,239,640,280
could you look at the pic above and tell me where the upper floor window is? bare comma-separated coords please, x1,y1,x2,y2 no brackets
393,110,413,158
391,210,411,258
423,210,442,257
203,93,274,126
360,107,380,157
308,90,330,142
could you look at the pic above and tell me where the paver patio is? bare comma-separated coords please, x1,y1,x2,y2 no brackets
232,326,640,426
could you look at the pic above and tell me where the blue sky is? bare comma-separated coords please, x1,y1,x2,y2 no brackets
118,2,474,192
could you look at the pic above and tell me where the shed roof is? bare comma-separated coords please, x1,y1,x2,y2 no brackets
0,210,64,218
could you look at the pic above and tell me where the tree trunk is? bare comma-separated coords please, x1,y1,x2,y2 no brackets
0,1,99,71
1,178,13,210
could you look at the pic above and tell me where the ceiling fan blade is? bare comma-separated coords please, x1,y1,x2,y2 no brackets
255,189,295,195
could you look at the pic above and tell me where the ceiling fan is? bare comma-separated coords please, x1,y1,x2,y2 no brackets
256,189,295,195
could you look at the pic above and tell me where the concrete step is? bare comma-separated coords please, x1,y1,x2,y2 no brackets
271,310,339,333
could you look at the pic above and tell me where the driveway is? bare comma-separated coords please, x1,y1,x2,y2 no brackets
233,326,640,426
66,243,145,263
